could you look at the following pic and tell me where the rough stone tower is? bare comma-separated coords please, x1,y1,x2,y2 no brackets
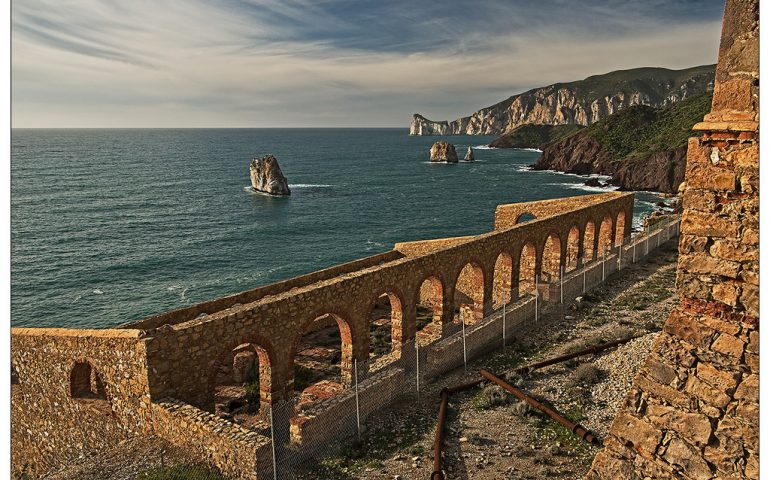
586,0,759,478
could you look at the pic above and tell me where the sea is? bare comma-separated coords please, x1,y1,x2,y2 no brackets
11,128,669,329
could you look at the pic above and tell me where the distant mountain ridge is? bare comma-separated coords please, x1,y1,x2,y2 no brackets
409,65,715,135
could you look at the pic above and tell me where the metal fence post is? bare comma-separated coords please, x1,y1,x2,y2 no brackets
582,266,586,294
559,265,564,304
633,238,636,263
618,241,622,270
270,405,278,480
461,310,467,371
415,340,420,399
602,249,606,282
534,274,539,323
354,359,361,440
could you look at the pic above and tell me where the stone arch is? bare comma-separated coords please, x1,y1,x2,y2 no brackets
583,221,597,262
598,215,614,256
516,212,537,224
566,225,581,272
207,334,276,415
492,251,514,309
517,242,537,297
615,210,627,246
367,288,405,371
453,261,485,323
540,232,562,283
290,310,356,411
69,360,107,401
414,275,445,343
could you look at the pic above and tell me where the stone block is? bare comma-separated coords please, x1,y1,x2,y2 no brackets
645,403,713,446
678,254,741,278
662,437,714,479
612,412,662,455
710,282,741,308
680,210,740,238
709,240,757,262
710,333,745,360
696,361,741,395
663,309,716,350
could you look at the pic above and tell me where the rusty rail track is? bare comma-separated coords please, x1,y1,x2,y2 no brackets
480,369,601,446
431,380,485,480
514,335,641,374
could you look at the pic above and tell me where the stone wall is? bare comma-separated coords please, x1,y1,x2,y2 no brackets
586,1,759,478
151,399,273,480
10,328,151,478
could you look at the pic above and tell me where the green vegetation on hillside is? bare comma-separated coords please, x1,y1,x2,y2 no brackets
489,124,584,149
583,91,713,160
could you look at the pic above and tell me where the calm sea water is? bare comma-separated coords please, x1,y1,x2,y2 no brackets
11,128,666,329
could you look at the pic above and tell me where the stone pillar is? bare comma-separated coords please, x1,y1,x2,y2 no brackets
586,1,758,478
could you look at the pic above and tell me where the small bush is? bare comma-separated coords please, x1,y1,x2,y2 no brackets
565,364,605,388
474,385,512,410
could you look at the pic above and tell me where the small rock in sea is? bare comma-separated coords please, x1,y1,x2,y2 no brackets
430,141,459,163
464,146,475,161
584,178,602,187
249,154,291,195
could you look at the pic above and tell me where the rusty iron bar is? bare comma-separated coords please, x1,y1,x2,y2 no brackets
432,380,485,479
432,388,449,480
514,336,640,375
479,369,602,446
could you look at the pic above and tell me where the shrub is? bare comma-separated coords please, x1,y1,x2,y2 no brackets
565,364,605,388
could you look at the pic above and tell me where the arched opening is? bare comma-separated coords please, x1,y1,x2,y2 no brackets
415,276,444,344
70,361,107,400
615,211,626,246
516,212,537,224
368,291,404,371
492,252,514,309
541,233,562,283
453,263,485,324
566,226,581,272
598,216,614,256
518,243,537,297
211,341,272,420
583,221,596,262
292,313,353,413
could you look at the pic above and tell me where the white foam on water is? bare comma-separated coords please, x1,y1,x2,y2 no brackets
545,182,618,193
92,289,104,295
291,184,333,188
472,145,497,150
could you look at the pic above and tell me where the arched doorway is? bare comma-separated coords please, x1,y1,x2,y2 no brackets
566,226,581,272
211,341,272,418
598,216,614,256
583,221,596,262
415,276,444,344
453,262,485,324
615,211,626,246
541,233,562,283
368,291,404,371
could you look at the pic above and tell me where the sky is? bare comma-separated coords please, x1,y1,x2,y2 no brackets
11,0,726,128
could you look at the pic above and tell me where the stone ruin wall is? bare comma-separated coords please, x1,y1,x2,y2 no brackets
586,1,759,478
11,328,152,477
11,191,635,478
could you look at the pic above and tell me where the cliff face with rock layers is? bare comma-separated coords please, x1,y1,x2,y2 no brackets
531,92,713,193
410,65,715,136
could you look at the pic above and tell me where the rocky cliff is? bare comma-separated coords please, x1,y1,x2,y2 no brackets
410,65,715,135
532,91,712,193
488,124,584,150
249,154,291,195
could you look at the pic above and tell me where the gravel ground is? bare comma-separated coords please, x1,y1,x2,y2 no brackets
45,240,679,480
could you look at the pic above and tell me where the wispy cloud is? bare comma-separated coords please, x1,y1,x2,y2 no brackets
11,0,724,127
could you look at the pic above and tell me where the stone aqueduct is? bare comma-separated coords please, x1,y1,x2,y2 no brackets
11,191,634,477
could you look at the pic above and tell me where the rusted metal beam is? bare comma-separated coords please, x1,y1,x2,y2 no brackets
432,380,484,479
514,336,640,374
479,369,601,446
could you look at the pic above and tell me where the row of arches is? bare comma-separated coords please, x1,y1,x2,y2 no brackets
208,211,628,420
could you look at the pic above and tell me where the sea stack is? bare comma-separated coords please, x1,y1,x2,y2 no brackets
249,154,291,195
429,141,458,163
464,146,475,161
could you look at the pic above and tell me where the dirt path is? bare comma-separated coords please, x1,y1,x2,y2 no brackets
300,239,679,480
